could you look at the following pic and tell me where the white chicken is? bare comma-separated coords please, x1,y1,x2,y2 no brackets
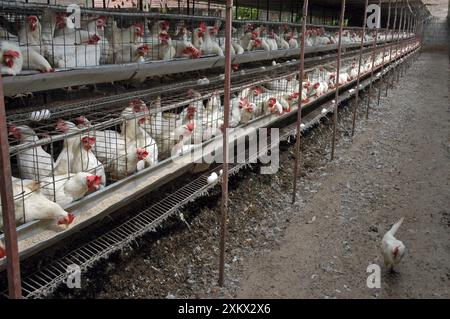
109,146,149,180
54,120,81,176
71,135,106,187
20,47,54,73
151,20,170,35
1,180,75,228
54,14,106,45
247,32,271,51
239,98,256,124
115,43,150,64
196,23,224,57
47,34,102,68
270,31,290,50
381,217,406,273
263,97,284,115
260,28,278,51
18,15,42,48
172,27,202,59
9,125,55,181
151,32,176,61
229,96,242,128
285,31,299,49
0,41,23,75
112,21,144,46
121,99,158,167
39,172,102,207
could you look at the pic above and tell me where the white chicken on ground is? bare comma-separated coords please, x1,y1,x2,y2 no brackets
1,180,75,228
9,125,55,181
381,217,406,273
39,172,102,207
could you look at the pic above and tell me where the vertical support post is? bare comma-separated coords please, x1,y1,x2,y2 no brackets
279,0,282,22
0,74,22,298
366,0,382,118
291,0,309,204
385,0,398,97
256,0,260,20
393,1,404,84
330,0,346,161
350,0,369,137
219,0,233,288
377,0,392,106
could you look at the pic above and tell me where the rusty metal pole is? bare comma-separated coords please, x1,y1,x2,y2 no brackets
377,0,392,106
0,75,22,298
385,0,398,97
365,0,382,118
393,2,404,84
350,0,369,137
330,0,346,161
292,0,309,204
218,0,233,288
401,6,409,77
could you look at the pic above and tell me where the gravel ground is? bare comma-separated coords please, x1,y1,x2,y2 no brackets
52,51,449,299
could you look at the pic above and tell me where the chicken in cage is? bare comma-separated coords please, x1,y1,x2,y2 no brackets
0,2,417,78
0,34,418,234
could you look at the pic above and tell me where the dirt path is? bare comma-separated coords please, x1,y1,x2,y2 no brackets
237,51,450,299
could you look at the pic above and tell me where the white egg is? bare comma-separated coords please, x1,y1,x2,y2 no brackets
207,172,218,185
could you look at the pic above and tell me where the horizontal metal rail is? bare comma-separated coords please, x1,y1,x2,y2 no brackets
2,34,415,97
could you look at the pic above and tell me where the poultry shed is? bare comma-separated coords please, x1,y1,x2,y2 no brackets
0,0,424,298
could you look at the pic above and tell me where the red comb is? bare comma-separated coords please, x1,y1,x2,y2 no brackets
82,136,96,145
186,122,195,132
161,20,170,30
199,22,207,32
4,49,20,58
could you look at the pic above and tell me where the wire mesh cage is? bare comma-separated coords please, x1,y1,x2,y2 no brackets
0,0,415,79
0,0,419,253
